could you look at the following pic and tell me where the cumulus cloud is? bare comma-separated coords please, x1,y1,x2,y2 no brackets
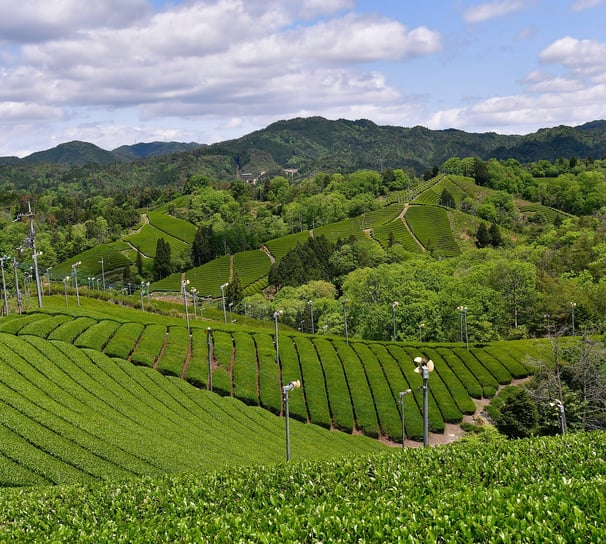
463,1,525,23
427,82,606,133
540,36,606,75
2,2,441,116
0,0,151,43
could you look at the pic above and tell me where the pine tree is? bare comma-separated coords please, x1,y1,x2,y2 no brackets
136,247,143,275
226,271,243,305
153,238,172,280
476,223,491,248
489,222,502,247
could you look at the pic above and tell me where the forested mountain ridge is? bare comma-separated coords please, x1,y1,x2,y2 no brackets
0,140,201,167
1,118,606,186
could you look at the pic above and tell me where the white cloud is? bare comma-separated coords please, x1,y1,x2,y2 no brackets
463,1,524,23
427,82,606,133
571,0,604,11
0,101,63,123
540,36,606,75
0,0,151,42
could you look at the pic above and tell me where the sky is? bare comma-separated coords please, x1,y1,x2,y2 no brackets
1,0,606,157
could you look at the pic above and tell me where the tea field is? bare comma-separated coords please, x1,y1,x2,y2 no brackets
0,431,603,542
0,299,542,444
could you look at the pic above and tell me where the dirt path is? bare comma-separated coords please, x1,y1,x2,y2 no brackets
383,377,533,448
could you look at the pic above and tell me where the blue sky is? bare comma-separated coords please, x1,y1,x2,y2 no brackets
1,0,605,157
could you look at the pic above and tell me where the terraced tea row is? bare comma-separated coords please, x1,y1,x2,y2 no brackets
3,432,601,541
1,312,536,442
0,333,385,487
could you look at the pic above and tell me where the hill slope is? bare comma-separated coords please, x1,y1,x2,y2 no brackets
0,332,385,486
3,117,606,175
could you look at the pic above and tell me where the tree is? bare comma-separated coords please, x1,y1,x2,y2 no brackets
486,386,539,438
136,247,143,276
191,225,216,266
490,260,536,329
489,222,503,248
153,238,172,280
439,189,455,208
476,223,491,248
226,271,243,306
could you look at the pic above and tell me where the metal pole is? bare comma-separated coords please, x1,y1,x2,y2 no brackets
464,307,469,350
182,279,190,334
392,301,399,342
399,389,412,449
0,256,9,316
207,327,213,392
284,387,291,461
13,259,22,314
282,380,300,462
99,257,105,292
220,283,228,323
63,277,69,308
72,262,81,306
422,366,429,447
342,299,349,345
32,250,43,308
309,300,314,334
46,267,52,296
273,311,282,365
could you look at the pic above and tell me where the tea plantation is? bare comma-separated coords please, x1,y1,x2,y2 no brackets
0,432,603,542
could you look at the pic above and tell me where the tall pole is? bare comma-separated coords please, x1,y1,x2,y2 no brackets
422,366,429,447
207,327,213,392
220,283,228,324
63,276,70,307
72,261,81,306
12,258,22,314
570,302,576,336
463,306,469,351
414,356,434,448
399,389,412,449
308,300,314,334
342,299,349,345
457,305,464,343
551,399,566,434
16,202,43,308
273,310,282,366
181,279,190,334
282,380,300,461
46,267,52,296
99,257,105,292
0,255,9,316
391,301,399,342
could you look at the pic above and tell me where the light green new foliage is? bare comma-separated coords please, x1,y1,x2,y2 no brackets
0,334,387,489
0,433,603,542
147,212,196,243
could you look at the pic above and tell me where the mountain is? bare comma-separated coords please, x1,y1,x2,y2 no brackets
111,141,202,160
10,140,203,167
2,118,606,186
22,141,118,167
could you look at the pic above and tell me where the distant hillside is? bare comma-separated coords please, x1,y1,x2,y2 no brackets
111,141,202,160
2,118,606,187
9,140,202,167
23,141,118,167
202,117,606,175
